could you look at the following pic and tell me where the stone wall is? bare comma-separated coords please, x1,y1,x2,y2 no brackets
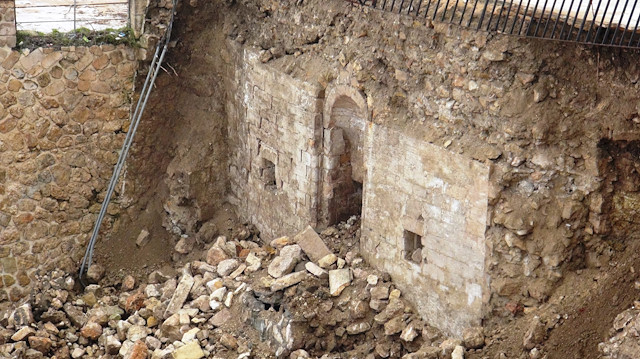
0,0,15,48
117,0,640,338
213,0,640,323
361,123,489,335
227,45,324,240
222,42,492,335
0,45,137,301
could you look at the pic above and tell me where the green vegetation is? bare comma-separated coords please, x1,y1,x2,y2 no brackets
16,26,138,50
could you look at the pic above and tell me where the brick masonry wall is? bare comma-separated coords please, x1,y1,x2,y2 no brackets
0,45,137,301
361,123,489,336
226,45,324,240
0,1,15,48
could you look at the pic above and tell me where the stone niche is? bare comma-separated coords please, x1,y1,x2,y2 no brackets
361,123,490,336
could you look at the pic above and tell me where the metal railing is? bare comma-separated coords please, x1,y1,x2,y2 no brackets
15,0,128,32
351,0,640,48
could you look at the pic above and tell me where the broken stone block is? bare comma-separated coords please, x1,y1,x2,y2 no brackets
175,236,195,254
220,333,238,350
374,298,405,324
210,287,227,302
172,340,204,359
440,338,463,358
191,261,216,275
245,252,261,272
160,314,182,342
196,221,218,244
294,226,333,263
384,316,405,335
80,322,102,340
105,335,122,354
164,273,195,318
229,263,246,278
290,349,311,359
11,326,35,341
122,275,136,291
451,345,465,359
270,271,307,291
206,247,228,266
217,259,239,277
305,262,328,278
148,270,170,284
267,244,301,278
209,300,222,312
136,229,150,247
224,292,234,307
10,304,34,327
145,336,161,350
270,236,291,248
462,326,485,349
124,292,146,313
126,325,147,342
209,309,232,328
370,285,390,300
127,340,148,359
64,303,88,327
400,322,419,342
482,49,505,61
369,299,387,312
318,253,338,269
182,327,200,343
71,347,86,358
86,264,105,283
329,269,351,296
346,321,371,335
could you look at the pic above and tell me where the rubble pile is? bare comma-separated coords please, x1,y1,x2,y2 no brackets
599,305,640,358
0,219,487,358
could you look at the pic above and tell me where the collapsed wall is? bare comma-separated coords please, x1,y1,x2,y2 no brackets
4,0,640,342
145,0,640,336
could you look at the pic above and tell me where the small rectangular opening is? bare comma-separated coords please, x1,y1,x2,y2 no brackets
261,159,277,191
404,230,423,264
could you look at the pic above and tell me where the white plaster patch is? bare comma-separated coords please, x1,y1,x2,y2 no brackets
466,283,482,306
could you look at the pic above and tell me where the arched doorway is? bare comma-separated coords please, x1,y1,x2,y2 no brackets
319,87,368,227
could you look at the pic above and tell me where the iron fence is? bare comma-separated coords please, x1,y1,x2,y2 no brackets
351,0,640,48
15,0,128,33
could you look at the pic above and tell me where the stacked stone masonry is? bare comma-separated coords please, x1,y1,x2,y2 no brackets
0,1,15,48
0,45,137,301
225,43,491,335
361,124,489,335
227,45,324,239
